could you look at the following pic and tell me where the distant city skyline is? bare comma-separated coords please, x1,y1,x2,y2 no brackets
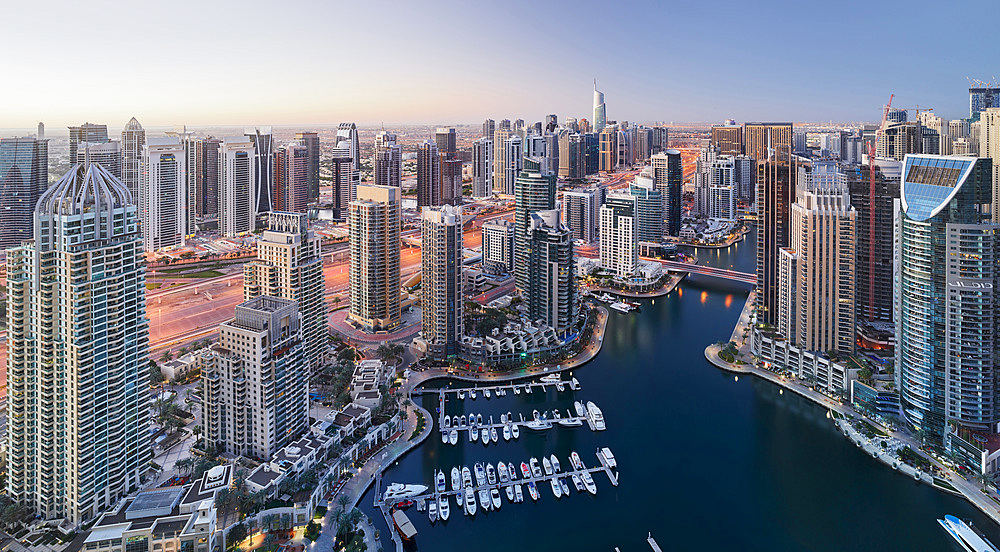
3,0,998,129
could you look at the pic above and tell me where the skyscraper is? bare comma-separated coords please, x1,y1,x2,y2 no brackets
274,144,310,213
970,86,1000,119
67,122,108,162
561,188,599,243
374,131,402,188
526,209,576,334
709,155,737,222
493,130,522,195
630,169,664,243
0,137,48,249
558,132,584,180
296,131,321,201
472,137,493,198
435,127,457,159
514,157,557,295
482,219,515,275
244,212,328,370
482,119,495,139
76,141,122,178
419,205,463,357
600,193,638,278
895,155,997,444
442,158,463,205
711,124,743,156
650,151,682,236
599,125,617,172
201,137,221,217
331,140,359,220
246,127,274,214
417,140,442,207
140,137,187,251
848,160,901,328
349,185,401,331
7,164,149,524
166,127,202,236
980,108,1000,222
778,163,855,354
120,117,145,200
593,80,606,133
202,296,308,459
219,136,257,237
336,123,360,171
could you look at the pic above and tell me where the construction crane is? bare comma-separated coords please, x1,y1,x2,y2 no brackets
894,105,934,122
866,93,893,323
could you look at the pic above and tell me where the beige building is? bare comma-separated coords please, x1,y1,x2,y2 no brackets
244,212,328,370
349,185,401,331
417,205,464,357
778,163,856,354
980,108,1000,222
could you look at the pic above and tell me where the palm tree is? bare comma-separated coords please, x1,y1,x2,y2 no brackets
160,349,173,363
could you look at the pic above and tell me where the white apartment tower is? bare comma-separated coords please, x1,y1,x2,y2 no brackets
140,137,187,251
419,205,464,357
482,219,515,274
980,108,1000,223
219,136,257,237
709,155,737,222
349,185,401,331
244,212,328,371
201,296,308,459
472,136,493,198
600,193,638,277
6,164,150,525
374,131,402,188
121,116,145,200
493,129,522,195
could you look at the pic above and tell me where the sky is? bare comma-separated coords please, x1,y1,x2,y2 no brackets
2,0,999,131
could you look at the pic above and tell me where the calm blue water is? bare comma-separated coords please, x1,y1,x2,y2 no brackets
359,229,992,551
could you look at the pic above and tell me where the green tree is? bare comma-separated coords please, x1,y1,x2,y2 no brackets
160,349,173,363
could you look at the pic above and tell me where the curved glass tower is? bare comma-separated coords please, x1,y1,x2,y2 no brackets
895,155,998,444
593,80,606,134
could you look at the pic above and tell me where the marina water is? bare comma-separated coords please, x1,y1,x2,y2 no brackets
360,228,993,551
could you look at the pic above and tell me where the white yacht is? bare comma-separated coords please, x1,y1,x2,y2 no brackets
513,385,521,395
438,495,450,521
550,477,562,498
460,414,467,427
527,481,539,501
485,388,491,399
498,462,509,483
530,457,542,478
490,427,498,443
436,470,446,493
428,500,438,522
571,473,584,492
383,483,428,502
556,381,565,392
470,389,477,400
450,467,461,493
574,401,585,417
550,454,561,473
507,462,518,481
511,423,520,439
560,478,570,496
542,457,553,476
481,428,489,445
938,514,999,552
448,429,458,445
609,301,632,313
503,425,511,441
540,374,561,384
471,425,479,442
486,463,497,486
505,484,515,502
570,452,584,471
452,415,459,427
500,413,507,424
525,384,532,394
586,401,606,431
475,463,486,486
441,432,449,444
479,488,491,511
599,447,617,469
490,488,502,509
477,414,483,425
525,419,552,431
443,416,451,429
462,466,473,488
571,377,581,390
581,471,598,495
465,487,476,516
520,462,531,479
558,416,583,428
515,484,524,503
458,390,465,400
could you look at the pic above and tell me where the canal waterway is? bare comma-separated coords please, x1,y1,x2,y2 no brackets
359,228,992,551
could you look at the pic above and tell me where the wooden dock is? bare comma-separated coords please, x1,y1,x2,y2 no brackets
412,377,581,398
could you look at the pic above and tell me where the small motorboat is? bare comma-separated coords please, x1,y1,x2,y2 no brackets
439,495,450,521
498,387,506,396
498,462,509,483
500,413,507,424
550,454,561,473
465,487,476,516
490,427,498,443
513,385,521,395
505,484,515,502
486,463,497,486
479,487,491,511
452,415,459,427
451,468,461,493
443,416,451,429
574,401,585,417
441,432,449,444
571,377,580,390
490,488,502,510
599,447,617,469
507,462,517,481
530,457,542,478
520,462,532,479
481,428,489,445
550,478,562,498
460,414,467,427
581,471,598,495
458,390,465,400
571,473,584,492
556,381,565,392
477,414,484,425
470,389,477,400
471,426,479,442
511,424,520,439
485,388,491,399
560,478,570,496
503,425,511,441
428,500,438,522
525,384,532,394
542,457,553,476
514,484,524,502
570,452,584,471
558,415,583,428
527,481,539,501
395,499,414,510
436,470,447,492
462,466,473,488
449,429,458,445
552,410,562,420
475,463,486,486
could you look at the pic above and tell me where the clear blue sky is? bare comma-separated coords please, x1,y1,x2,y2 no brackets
3,0,997,129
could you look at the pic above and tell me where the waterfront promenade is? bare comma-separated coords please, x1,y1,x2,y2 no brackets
704,292,1000,527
